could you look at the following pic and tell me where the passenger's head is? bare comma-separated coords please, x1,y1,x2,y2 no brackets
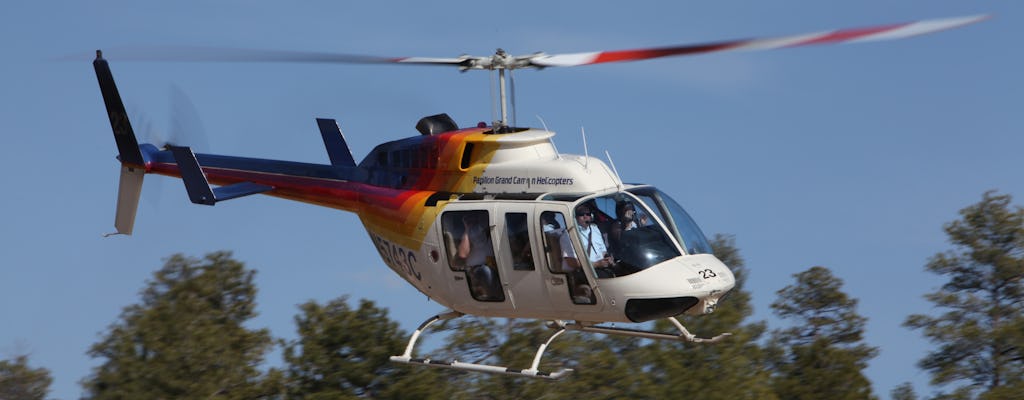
575,204,594,227
616,201,636,221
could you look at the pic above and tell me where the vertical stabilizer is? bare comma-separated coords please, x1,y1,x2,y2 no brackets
93,50,145,166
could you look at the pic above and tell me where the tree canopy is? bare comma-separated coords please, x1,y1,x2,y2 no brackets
0,355,52,400
82,251,279,399
768,266,878,400
282,296,450,400
904,191,1024,399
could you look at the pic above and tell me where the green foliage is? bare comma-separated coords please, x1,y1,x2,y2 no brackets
82,251,279,399
554,334,657,400
891,382,918,400
904,191,1024,399
437,317,575,399
0,355,52,400
772,266,870,347
282,296,451,400
769,266,878,400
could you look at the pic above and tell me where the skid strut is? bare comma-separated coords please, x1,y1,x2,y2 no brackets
390,311,573,379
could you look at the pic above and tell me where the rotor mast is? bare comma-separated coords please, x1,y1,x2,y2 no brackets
472,48,532,131
497,65,508,128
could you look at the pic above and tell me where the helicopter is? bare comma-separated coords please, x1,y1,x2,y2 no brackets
93,14,986,378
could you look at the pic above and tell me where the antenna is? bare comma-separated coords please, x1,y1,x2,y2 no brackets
536,115,550,132
536,116,562,160
581,126,589,170
605,150,623,189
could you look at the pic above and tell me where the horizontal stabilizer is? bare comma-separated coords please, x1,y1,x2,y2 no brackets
168,146,273,205
316,118,356,167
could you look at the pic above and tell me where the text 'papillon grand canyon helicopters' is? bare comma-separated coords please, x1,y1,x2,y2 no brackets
94,14,986,378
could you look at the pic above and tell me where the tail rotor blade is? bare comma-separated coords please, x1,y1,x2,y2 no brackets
168,84,209,152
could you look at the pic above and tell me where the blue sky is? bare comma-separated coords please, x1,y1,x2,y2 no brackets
2,1,1020,399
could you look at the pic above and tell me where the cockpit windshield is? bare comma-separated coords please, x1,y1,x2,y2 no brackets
576,189,713,278
627,187,713,255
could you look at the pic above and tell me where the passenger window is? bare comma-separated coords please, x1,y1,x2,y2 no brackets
505,213,535,271
540,211,594,305
540,212,566,274
441,210,504,302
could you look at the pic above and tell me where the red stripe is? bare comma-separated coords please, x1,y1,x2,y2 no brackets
790,24,904,46
591,42,740,64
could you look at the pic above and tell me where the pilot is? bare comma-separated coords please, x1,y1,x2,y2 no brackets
561,204,614,278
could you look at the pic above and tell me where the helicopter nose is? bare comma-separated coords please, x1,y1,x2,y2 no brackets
624,296,700,322
610,254,735,323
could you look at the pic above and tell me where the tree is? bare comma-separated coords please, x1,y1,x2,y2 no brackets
282,296,450,400
891,382,918,400
82,251,280,399
0,355,52,400
435,317,591,399
904,191,1024,399
768,266,878,400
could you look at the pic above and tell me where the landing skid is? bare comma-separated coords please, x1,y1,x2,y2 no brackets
390,311,731,379
390,311,573,379
557,317,732,344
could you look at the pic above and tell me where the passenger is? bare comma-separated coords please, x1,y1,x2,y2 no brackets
617,201,644,231
457,212,494,268
609,201,647,251
457,212,501,300
561,204,614,278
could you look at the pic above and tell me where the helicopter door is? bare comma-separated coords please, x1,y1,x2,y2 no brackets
439,208,507,304
538,209,600,307
495,206,551,312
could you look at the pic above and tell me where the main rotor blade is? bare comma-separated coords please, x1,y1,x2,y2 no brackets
529,14,988,68
85,46,470,67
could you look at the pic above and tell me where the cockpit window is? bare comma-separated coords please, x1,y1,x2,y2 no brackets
629,187,713,255
574,189,712,278
584,193,680,278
